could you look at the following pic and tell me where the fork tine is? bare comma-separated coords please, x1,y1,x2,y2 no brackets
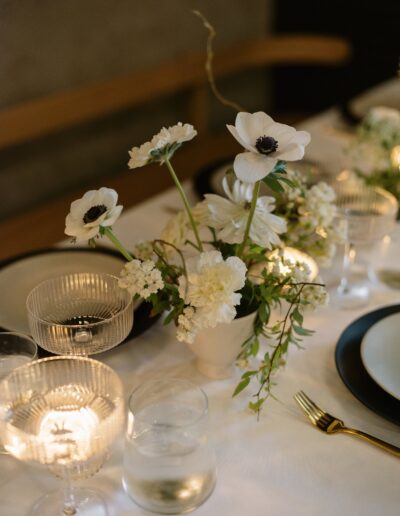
294,393,318,424
298,390,324,418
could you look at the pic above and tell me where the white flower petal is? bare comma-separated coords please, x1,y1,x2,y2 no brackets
236,112,274,145
226,124,255,152
275,142,305,161
233,152,277,183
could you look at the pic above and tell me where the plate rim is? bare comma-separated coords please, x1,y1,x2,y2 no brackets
360,312,400,401
335,304,400,426
0,246,160,349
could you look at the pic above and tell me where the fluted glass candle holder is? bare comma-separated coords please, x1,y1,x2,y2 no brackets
26,272,133,355
0,356,125,515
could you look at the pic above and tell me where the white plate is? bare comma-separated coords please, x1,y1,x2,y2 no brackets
0,248,128,334
360,312,400,400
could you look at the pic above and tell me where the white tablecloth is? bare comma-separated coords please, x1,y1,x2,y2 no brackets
1,93,400,515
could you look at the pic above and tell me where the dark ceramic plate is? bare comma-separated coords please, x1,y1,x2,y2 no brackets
335,304,400,426
0,247,160,357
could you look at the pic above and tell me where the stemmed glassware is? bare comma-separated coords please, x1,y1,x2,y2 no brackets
0,331,37,381
332,178,398,308
26,272,133,356
0,356,125,515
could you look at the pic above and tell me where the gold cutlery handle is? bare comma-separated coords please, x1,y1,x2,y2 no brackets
342,427,400,457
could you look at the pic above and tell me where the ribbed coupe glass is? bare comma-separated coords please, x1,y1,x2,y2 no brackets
26,272,133,355
0,356,125,515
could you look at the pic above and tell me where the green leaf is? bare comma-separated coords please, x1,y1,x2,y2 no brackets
271,160,287,174
233,377,250,397
262,175,285,193
293,325,313,336
248,398,265,412
291,308,304,325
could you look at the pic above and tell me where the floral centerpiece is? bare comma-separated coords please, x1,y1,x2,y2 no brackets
274,167,344,267
65,111,327,415
346,106,400,201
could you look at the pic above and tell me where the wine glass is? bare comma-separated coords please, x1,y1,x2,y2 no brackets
0,332,37,381
26,272,133,355
332,179,398,308
0,355,125,515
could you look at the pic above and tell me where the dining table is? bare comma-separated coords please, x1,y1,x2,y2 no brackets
1,79,399,516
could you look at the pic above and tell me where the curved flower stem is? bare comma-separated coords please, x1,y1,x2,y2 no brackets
237,181,261,258
102,227,134,261
164,157,203,252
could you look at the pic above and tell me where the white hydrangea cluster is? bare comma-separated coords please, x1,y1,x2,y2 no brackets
299,282,328,311
176,306,197,344
132,240,156,261
363,106,400,147
118,259,164,299
346,106,400,177
278,170,344,267
299,182,337,229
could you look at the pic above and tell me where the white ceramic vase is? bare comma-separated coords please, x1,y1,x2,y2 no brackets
187,311,257,379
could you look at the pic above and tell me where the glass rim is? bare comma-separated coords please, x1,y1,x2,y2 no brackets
128,377,209,428
0,355,125,433
26,272,133,328
0,331,38,359
336,185,399,217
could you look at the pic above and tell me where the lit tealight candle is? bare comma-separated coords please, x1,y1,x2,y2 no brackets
248,247,319,284
39,406,99,464
275,247,319,281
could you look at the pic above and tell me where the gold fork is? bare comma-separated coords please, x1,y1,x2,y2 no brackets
294,390,400,457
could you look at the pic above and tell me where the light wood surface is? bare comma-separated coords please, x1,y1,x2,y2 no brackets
0,34,351,150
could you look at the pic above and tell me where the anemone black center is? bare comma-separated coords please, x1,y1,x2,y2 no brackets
83,205,107,224
255,136,278,155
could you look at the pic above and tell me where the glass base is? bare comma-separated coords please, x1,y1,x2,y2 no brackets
30,487,108,516
331,283,370,309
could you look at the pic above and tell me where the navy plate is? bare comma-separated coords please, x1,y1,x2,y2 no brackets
335,304,400,426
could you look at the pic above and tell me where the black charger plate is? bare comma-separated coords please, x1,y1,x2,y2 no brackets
335,304,400,426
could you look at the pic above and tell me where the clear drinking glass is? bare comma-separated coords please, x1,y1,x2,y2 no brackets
332,181,398,308
0,356,125,515
0,332,37,381
26,272,133,355
123,378,216,514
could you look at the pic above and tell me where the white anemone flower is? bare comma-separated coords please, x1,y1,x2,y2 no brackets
178,250,247,329
227,111,311,183
128,123,197,169
65,187,122,241
193,177,287,249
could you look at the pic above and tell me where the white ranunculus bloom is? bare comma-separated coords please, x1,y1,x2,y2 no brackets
193,177,287,249
227,112,311,183
65,187,123,241
178,250,247,331
128,123,197,169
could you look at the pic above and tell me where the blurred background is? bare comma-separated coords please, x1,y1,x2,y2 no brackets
0,0,398,223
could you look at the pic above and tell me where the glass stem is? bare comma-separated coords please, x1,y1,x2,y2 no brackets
164,157,203,252
103,227,134,261
63,472,77,516
340,241,356,293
